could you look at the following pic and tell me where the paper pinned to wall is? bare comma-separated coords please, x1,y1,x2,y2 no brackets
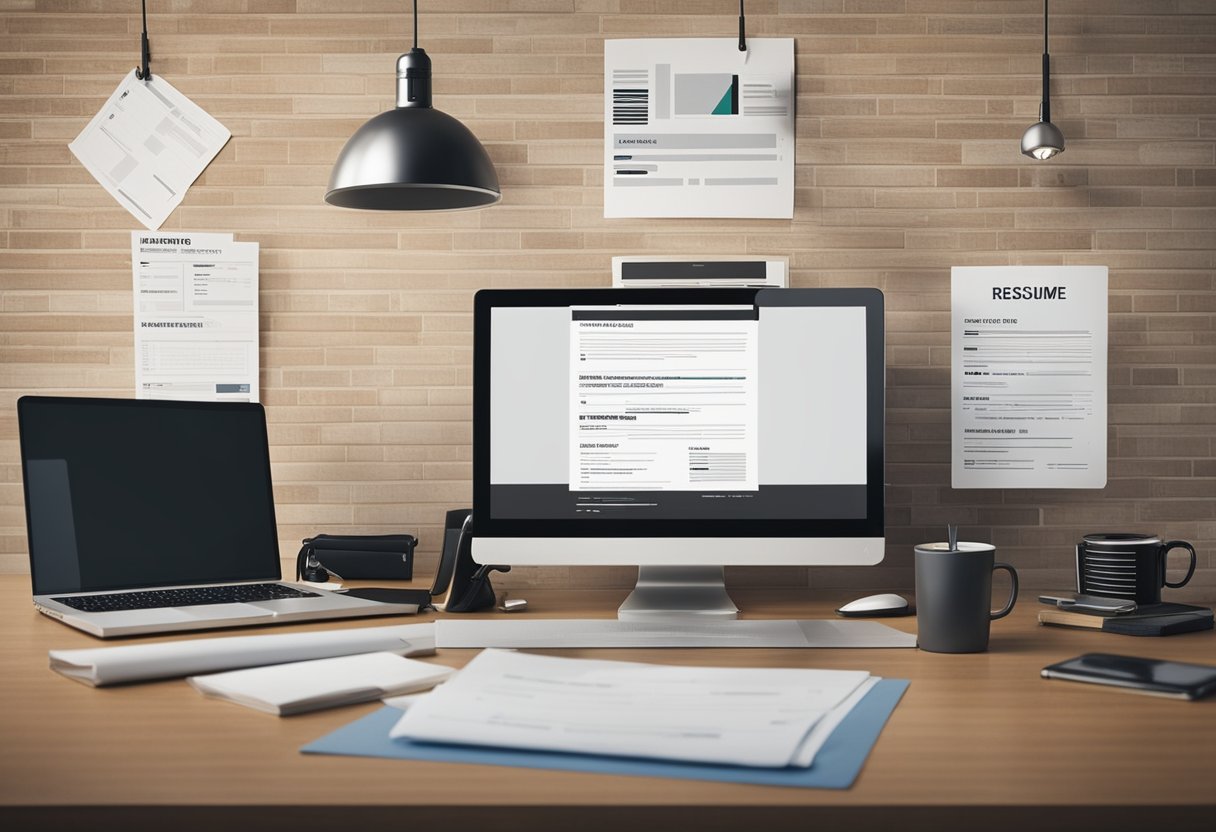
604,38,795,219
70,70,230,231
132,232,259,402
951,266,1108,489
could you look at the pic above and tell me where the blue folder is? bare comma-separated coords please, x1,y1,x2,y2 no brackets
301,678,908,790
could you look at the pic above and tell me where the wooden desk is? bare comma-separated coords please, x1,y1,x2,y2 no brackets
1,575,1213,832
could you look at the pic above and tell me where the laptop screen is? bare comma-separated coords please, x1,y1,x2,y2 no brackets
19,397,281,595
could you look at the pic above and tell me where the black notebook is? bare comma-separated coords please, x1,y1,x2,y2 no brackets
1038,602,1214,637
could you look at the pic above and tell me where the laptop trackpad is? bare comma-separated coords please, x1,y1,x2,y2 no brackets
178,603,276,621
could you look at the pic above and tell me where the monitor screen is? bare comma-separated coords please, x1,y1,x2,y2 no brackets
472,288,885,568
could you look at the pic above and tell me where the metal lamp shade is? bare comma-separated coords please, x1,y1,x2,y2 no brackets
1020,119,1065,160
325,106,501,211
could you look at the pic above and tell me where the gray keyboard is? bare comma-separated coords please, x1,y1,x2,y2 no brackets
435,618,917,649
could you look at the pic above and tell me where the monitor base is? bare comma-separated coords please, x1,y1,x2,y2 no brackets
618,566,739,620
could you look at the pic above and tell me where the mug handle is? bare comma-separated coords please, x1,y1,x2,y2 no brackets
990,562,1019,620
1162,541,1197,589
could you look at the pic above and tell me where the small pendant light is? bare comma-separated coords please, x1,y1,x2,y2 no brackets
325,0,501,211
1021,0,1065,160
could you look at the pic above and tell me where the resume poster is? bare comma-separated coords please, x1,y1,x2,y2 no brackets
951,266,1108,489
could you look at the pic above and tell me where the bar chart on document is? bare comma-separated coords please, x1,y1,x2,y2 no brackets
569,306,759,502
604,39,795,218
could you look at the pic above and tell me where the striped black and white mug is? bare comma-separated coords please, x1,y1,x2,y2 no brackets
1076,533,1197,606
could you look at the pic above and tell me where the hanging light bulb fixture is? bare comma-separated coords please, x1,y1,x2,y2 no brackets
1021,0,1065,160
325,0,501,210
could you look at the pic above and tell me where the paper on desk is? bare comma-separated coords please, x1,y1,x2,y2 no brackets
390,649,870,768
383,675,877,770
69,70,230,230
189,652,454,716
789,675,879,767
48,622,435,687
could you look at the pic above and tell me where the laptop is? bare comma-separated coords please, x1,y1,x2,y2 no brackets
18,396,418,638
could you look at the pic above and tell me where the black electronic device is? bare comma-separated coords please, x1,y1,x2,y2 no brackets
295,534,416,583
17,396,421,637
1041,653,1216,700
430,509,509,613
295,533,430,609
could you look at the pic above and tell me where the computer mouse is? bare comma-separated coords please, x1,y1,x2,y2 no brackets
835,593,913,618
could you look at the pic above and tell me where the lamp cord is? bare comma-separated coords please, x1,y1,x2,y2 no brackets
1041,0,1051,122
413,0,418,50
134,0,151,80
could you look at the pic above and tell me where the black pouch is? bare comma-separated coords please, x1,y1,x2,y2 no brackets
296,534,416,582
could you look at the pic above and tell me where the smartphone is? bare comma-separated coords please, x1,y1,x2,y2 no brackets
1038,594,1137,615
1042,653,1216,700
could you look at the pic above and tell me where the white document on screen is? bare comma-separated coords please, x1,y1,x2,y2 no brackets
569,305,759,493
604,38,795,218
69,71,230,230
132,232,259,402
390,649,872,768
951,266,1108,488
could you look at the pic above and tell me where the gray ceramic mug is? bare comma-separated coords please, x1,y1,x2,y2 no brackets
915,542,1019,653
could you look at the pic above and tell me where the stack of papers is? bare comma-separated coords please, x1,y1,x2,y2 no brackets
389,649,878,769
189,652,453,716
49,623,436,687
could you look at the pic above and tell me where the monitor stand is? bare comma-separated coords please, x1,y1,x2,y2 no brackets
617,566,739,620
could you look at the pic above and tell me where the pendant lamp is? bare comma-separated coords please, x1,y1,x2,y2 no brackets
1021,0,1065,160
325,1,500,211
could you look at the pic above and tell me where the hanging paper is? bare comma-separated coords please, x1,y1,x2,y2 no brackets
604,39,795,219
70,70,230,231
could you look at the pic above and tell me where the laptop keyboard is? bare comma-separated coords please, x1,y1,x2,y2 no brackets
51,583,321,613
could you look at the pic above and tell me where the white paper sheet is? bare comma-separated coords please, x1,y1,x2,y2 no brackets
132,231,259,402
789,675,879,767
568,304,759,492
604,39,795,218
189,652,454,716
48,623,436,687
952,266,1108,488
390,649,870,768
69,70,230,230
386,673,876,769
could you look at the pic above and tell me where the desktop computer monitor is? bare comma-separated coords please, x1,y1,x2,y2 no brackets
472,287,885,619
